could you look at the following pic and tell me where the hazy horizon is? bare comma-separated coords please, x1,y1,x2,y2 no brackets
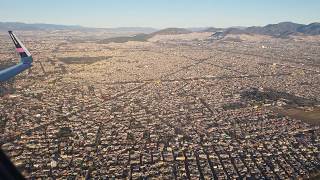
0,0,319,29
1,20,319,30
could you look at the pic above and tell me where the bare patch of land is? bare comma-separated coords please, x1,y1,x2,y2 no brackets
277,107,320,126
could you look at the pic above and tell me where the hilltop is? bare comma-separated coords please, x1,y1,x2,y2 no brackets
98,28,192,44
150,28,192,35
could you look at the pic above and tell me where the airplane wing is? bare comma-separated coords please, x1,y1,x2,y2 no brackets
0,31,33,82
8,31,32,59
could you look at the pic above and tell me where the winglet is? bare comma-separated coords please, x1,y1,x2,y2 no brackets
8,31,33,64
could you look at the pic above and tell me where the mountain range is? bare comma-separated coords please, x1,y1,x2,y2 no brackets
0,22,157,34
1,21,319,37
203,22,320,37
0,22,84,31
245,22,320,36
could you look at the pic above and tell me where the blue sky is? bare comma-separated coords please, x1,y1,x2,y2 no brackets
0,0,319,28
